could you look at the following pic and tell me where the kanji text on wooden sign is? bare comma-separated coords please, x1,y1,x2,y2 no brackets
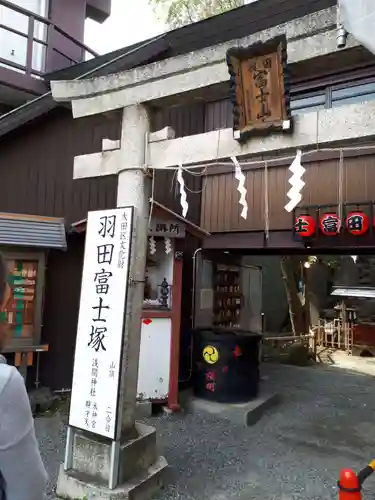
148,218,186,238
226,35,292,141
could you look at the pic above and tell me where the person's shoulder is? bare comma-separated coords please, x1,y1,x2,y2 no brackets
0,364,26,398
0,363,14,394
0,365,33,449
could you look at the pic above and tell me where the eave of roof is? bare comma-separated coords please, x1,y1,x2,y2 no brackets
70,199,210,238
150,199,210,237
44,38,159,82
0,212,67,250
0,34,170,140
46,0,336,83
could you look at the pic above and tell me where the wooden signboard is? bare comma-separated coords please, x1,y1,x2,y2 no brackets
148,218,186,238
226,35,292,142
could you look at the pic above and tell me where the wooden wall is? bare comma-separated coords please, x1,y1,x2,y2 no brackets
40,234,85,390
0,105,205,390
0,107,121,224
200,153,375,232
0,108,122,389
0,104,204,226
151,103,204,225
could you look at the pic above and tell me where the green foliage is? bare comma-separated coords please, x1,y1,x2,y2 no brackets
306,255,341,268
324,256,341,269
150,0,245,29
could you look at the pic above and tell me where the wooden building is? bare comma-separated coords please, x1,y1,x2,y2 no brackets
0,108,118,389
151,65,375,253
0,0,375,389
201,149,375,251
0,105,202,390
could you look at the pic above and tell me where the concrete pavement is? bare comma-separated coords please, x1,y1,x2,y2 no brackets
35,362,375,499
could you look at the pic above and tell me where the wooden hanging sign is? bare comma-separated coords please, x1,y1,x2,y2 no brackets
148,218,186,238
226,35,292,142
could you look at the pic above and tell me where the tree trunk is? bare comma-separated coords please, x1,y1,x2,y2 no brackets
280,256,305,336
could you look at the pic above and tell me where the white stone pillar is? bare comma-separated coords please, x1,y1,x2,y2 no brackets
56,104,167,500
116,104,151,433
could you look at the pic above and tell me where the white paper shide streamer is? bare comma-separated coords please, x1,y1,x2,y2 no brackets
177,166,188,218
149,236,156,255
231,156,248,220
285,149,305,213
164,237,172,255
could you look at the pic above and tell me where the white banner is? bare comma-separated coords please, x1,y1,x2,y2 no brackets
69,207,133,439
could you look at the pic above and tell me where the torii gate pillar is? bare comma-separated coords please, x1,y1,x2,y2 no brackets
56,104,168,499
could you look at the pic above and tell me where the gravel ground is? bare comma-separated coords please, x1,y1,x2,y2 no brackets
35,363,375,500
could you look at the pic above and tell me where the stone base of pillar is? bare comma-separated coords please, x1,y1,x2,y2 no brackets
56,422,168,499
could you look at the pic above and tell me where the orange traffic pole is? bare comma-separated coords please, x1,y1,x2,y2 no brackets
338,460,375,500
338,469,361,500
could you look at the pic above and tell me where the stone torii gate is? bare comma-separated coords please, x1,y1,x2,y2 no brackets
50,19,375,499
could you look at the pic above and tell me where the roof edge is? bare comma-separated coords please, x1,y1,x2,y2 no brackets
69,201,210,238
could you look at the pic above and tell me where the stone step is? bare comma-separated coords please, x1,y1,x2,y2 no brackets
127,455,168,500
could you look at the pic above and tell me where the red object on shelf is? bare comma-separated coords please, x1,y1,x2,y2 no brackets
294,215,315,237
338,468,362,500
142,318,152,325
345,211,369,235
233,345,242,358
320,212,341,235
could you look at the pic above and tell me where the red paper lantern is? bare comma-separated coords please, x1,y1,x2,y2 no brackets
320,213,341,235
294,215,315,237
346,211,369,235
